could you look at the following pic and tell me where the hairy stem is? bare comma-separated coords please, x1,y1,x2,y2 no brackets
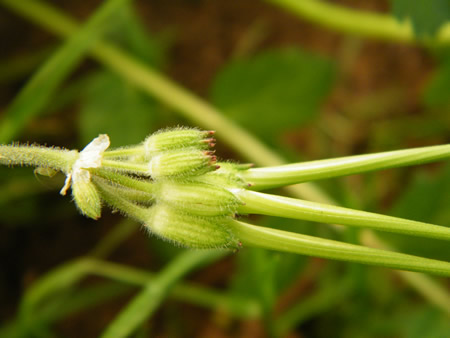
101,159,149,175
230,220,450,277
242,144,450,190
94,178,151,222
0,144,77,173
104,146,145,158
235,189,450,241
91,168,155,195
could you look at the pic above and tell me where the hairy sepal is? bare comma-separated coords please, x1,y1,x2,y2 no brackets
149,149,216,179
144,127,214,157
146,204,239,249
155,181,242,216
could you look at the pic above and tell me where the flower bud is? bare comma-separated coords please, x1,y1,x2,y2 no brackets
146,204,238,248
72,178,102,219
144,128,214,157
155,181,241,216
149,149,217,179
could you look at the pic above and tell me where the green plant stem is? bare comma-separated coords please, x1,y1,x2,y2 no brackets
111,186,154,204
242,144,450,190
104,146,145,158
91,168,155,195
0,144,77,173
94,178,151,222
100,250,226,338
101,159,149,174
235,189,450,241
230,220,450,276
266,0,450,45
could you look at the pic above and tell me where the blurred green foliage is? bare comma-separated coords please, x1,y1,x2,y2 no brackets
392,0,450,37
79,6,169,147
211,48,335,144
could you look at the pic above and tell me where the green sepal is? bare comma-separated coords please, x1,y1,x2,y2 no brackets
155,181,242,216
146,203,239,249
72,179,102,219
149,148,216,179
197,162,251,188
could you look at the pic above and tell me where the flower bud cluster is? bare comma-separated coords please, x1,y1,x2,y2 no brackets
59,128,247,249
143,128,243,249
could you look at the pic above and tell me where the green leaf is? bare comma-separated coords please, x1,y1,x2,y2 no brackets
0,0,132,143
402,307,450,338
383,164,450,261
392,0,450,37
210,48,335,143
231,248,279,314
423,57,450,106
108,3,168,68
391,164,450,225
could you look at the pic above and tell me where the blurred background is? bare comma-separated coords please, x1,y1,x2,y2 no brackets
0,0,449,337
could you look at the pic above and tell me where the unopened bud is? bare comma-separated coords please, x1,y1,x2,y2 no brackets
155,181,241,216
146,204,238,249
144,128,214,157
149,149,216,179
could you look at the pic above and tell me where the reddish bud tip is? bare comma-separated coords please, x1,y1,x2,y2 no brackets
201,137,216,144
